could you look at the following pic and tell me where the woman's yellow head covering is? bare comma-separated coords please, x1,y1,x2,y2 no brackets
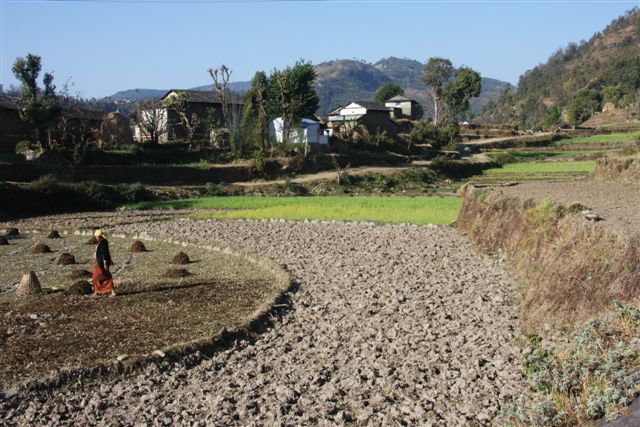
94,229,107,238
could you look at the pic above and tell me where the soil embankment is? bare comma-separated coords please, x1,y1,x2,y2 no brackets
458,183,640,332
593,155,640,185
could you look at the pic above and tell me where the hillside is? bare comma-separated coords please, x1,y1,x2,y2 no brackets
314,57,511,117
506,7,640,127
106,57,511,118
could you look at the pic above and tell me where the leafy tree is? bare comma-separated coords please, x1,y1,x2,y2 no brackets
567,89,601,126
268,60,319,141
421,57,453,124
482,100,496,116
12,53,61,151
373,82,404,104
544,105,562,128
414,102,425,120
242,71,270,151
443,67,481,119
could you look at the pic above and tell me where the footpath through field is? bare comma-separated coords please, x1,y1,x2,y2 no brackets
1,212,526,425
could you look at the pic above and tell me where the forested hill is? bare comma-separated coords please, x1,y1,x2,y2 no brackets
505,7,640,127
314,57,510,117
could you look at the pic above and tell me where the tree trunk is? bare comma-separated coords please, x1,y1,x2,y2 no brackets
432,87,439,125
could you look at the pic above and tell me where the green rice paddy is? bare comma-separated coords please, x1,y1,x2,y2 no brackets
132,196,462,225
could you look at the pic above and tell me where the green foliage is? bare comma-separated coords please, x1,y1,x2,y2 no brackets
443,67,481,119
11,53,61,150
567,89,602,126
252,151,267,175
268,60,319,126
243,71,269,151
114,182,152,203
501,301,640,426
421,57,454,124
203,182,225,197
498,9,640,128
14,140,33,156
544,105,562,128
373,82,404,104
410,121,460,149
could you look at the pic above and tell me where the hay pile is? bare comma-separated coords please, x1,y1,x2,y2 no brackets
130,240,147,253
32,244,52,254
172,252,191,265
16,271,41,296
65,280,92,296
57,253,76,265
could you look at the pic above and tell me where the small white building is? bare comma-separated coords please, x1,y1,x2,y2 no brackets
269,117,328,145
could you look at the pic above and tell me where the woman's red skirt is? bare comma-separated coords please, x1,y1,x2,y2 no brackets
92,261,114,294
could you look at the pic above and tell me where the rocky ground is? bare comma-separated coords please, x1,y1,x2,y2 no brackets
1,213,527,426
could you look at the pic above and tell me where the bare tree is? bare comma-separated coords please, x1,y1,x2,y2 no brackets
208,64,244,153
164,91,202,149
134,99,167,144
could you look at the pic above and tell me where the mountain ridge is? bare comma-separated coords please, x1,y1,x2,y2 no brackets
105,57,511,117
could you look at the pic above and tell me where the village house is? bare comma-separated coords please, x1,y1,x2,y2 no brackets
384,95,419,120
327,101,396,135
269,117,329,145
0,96,32,153
135,89,242,144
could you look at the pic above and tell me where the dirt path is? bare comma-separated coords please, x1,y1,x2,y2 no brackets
497,180,640,236
0,213,527,425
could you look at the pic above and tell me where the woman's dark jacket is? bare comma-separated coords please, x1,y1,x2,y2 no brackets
96,239,113,269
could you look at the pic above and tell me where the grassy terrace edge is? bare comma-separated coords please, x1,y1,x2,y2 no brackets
130,196,462,225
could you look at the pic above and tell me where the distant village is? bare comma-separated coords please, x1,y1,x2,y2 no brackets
0,89,424,154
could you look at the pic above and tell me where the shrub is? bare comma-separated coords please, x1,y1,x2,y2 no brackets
14,140,33,156
204,182,225,196
493,152,517,165
116,182,153,203
27,175,60,193
501,301,640,426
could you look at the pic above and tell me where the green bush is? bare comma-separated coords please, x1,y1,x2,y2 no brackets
14,140,33,156
501,301,640,426
204,182,225,196
115,182,153,203
492,152,517,165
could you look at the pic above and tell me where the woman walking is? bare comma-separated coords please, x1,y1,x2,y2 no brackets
92,229,116,297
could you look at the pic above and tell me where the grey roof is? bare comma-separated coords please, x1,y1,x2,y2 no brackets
328,105,343,115
386,95,414,102
162,89,222,104
0,95,18,110
352,101,389,112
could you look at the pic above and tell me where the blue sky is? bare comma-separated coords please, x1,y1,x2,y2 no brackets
0,0,637,98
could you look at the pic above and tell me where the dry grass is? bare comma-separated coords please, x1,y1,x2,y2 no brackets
458,186,640,332
0,232,286,390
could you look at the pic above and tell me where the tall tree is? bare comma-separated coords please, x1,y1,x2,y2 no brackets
421,57,453,125
373,82,404,104
443,66,481,119
12,53,60,150
268,60,319,141
243,71,269,151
